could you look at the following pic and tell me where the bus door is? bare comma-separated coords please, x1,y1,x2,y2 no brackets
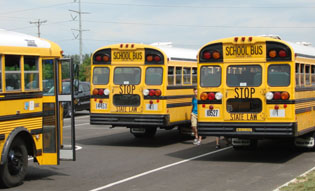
224,64,266,124
57,58,76,162
41,58,76,164
110,66,143,114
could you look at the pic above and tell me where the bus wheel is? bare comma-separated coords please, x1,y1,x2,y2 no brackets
145,127,157,137
0,138,28,188
130,127,157,138
233,139,257,151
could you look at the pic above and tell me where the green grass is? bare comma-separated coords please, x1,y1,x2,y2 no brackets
280,170,315,191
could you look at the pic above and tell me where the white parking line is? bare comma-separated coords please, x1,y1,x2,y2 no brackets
273,165,315,191
89,146,232,191
64,123,90,128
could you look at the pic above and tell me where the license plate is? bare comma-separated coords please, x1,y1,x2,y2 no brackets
270,109,285,117
146,104,158,111
96,103,107,110
112,50,144,62
236,128,252,132
205,109,220,117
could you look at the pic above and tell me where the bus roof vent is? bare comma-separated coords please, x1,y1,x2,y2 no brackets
295,42,312,46
259,34,281,40
151,42,173,47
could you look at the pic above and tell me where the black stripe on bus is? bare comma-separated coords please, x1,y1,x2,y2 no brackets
144,95,194,100
198,100,222,104
296,87,315,92
90,95,109,99
167,102,191,108
266,100,295,104
295,97,315,104
0,134,5,141
296,53,315,59
0,92,43,101
167,85,196,90
31,128,43,135
295,107,312,114
170,57,197,62
0,112,43,122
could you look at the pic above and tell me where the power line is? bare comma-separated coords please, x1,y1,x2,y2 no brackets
30,19,47,37
83,20,315,29
81,2,315,9
70,0,89,65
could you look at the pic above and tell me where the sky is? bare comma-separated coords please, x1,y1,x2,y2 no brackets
1,0,315,55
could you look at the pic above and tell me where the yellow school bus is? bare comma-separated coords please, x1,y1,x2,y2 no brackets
90,43,197,137
0,29,76,187
197,35,315,149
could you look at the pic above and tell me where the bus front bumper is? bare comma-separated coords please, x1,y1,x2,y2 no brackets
90,113,170,127
197,122,298,138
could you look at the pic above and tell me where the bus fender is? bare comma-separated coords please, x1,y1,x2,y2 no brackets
0,127,35,165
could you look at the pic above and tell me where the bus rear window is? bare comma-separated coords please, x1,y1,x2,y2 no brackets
114,67,141,85
145,67,162,85
93,67,109,85
200,66,221,87
268,64,290,86
227,65,261,87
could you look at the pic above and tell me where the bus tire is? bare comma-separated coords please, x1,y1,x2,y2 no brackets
0,138,28,188
145,127,157,137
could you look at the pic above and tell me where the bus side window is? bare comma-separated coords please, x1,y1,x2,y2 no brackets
295,63,300,86
312,65,315,86
168,66,174,85
0,55,2,92
24,56,39,90
301,64,305,86
305,65,311,85
176,67,182,85
192,67,197,85
5,55,21,91
183,67,191,84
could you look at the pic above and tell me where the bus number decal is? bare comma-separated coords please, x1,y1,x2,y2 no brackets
119,85,136,94
230,113,257,120
234,87,255,99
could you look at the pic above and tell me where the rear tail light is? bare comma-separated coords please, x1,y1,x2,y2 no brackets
104,88,110,95
146,89,162,97
208,92,215,100
143,89,149,96
278,50,287,58
201,92,222,101
98,89,104,95
265,91,290,100
281,91,289,100
212,51,221,59
203,51,211,59
215,92,223,100
269,50,277,58
200,92,208,100
273,92,281,100
265,92,273,100
155,89,161,96
146,55,153,62
93,88,99,95
154,55,161,62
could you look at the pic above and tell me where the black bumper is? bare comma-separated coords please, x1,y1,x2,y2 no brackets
90,113,170,127
197,122,297,138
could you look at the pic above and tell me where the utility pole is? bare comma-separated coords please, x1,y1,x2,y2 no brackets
30,19,47,37
70,0,89,65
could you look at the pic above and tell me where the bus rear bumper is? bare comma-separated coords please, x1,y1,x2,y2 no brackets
90,113,170,127
197,122,297,138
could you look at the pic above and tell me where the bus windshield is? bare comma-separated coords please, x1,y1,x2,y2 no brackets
114,67,141,85
227,65,262,87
